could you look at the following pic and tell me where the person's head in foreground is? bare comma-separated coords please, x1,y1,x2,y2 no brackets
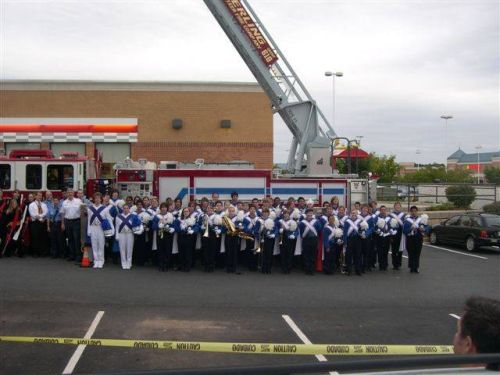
453,296,500,370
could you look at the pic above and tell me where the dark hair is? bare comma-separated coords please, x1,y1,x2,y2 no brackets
93,192,102,200
231,191,238,198
298,197,305,202
461,296,500,354
305,208,314,214
380,205,386,209
355,201,361,205
410,205,418,211
159,202,168,209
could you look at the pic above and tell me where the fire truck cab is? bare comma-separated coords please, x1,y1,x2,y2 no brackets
0,149,89,197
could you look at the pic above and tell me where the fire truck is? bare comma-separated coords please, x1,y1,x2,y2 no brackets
114,158,370,207
0,149,113,198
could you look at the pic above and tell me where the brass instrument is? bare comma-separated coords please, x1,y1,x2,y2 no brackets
222,216,254,241
203,215,210,238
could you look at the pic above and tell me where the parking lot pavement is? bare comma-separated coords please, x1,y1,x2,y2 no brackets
0,244,498,374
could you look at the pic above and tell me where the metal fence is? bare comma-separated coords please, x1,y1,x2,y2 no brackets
375,183,499,211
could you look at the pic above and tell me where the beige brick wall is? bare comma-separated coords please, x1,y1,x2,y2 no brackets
1,88,274,168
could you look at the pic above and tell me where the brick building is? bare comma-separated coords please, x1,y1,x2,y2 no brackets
448,148,500,183
0,80,273,177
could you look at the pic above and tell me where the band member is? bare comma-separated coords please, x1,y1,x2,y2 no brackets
200,205,214,272
224,206,242,273
176,207,199,272
28,192,48,257
172,198,182,218
344,209,362,276
298,208,322,275
0,198,22,257
87,192,114,269
260,208,278,274
152,203,176,272
322,215,343,275
61,189,83,262
374,205,392,271
358,205,374,272
390,202,406,270
330,196,340,215
243,206,261,271
403,206,429,273
133,200,148,266
115,205,135,269
229,192,239,207
368,200,379,268
279,210,299,274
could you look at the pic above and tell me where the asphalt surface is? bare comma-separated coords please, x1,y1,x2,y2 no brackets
0,244,499,374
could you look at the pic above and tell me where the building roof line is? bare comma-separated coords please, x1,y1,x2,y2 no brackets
0,79,263,93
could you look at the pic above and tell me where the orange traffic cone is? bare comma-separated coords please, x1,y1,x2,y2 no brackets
81,247,91,268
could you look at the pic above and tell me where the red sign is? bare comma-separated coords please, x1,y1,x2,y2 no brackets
223,0,278,67
466,164,480,171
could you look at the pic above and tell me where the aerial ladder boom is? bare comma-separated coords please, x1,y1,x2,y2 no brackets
203,0,337,175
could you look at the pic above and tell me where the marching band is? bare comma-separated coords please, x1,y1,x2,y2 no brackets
0,188,430,275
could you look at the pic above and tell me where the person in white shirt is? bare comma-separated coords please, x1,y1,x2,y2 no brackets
87,192,114,269
28,192,49,257
61,189,83,262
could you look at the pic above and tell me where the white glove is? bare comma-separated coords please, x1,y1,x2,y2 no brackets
337,239,343,245
289,235,295,240
215,228,221,235
269,234,275,239
169,227,175,234
188,229,194,235
361,233,366,239
158,222,164,229
238,223,244,229
279,228,284,234
180,223,186,230
200,225,205,230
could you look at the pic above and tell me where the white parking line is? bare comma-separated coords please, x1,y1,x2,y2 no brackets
62,311,105,374
282,314,339,375
449,314,461,320
426,244,488,260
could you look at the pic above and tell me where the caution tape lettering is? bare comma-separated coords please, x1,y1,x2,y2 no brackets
0,336,455,356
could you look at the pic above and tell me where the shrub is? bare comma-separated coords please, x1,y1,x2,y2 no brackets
425,202,456,211
483,202,500,215
445,185,476,208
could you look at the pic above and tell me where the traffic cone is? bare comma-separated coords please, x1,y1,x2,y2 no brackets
81,246,91,268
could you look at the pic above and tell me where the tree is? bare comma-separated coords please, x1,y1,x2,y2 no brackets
445,185,476,208
484,167,500,184
335,153,399,183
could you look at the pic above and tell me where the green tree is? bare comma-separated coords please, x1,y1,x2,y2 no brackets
445,185,476,208
484,167,500,184
335,152,399,183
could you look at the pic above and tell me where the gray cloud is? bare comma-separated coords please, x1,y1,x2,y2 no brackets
1,0,498,164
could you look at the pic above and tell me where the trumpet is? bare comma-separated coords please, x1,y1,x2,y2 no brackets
203,215,210,238
222,216,254,241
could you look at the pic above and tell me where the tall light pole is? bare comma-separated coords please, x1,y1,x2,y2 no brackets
475,145,482,184
325,71,343,129
416,149,421,171
440,115,453,173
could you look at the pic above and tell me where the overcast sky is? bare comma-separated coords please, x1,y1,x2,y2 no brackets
1,0,499,164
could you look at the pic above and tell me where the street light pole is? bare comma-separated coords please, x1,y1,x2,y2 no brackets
416,149,421,171
325,71,343,129
475,145,482,184
440,115,453,173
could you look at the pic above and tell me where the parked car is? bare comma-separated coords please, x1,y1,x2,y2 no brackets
429,213,500,251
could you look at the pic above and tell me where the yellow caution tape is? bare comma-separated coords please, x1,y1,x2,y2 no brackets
0,336,454,355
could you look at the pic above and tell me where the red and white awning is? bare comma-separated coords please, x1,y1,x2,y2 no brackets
0,118,138,142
